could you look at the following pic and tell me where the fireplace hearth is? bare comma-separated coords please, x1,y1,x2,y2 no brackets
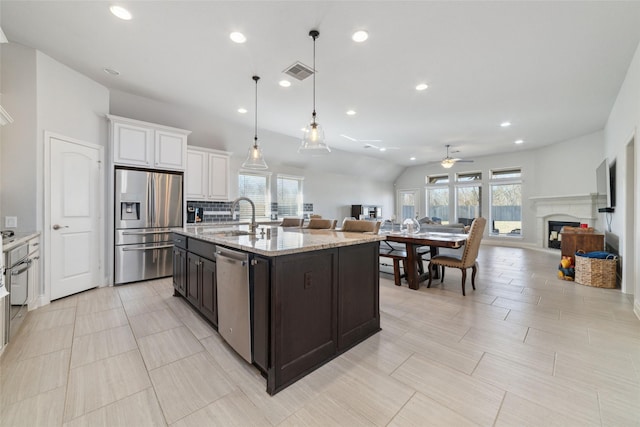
548,220,580,249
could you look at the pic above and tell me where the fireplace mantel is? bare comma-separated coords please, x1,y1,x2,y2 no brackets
529,193,605,248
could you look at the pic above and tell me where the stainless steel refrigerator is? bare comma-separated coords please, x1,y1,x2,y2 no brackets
114,168,183,285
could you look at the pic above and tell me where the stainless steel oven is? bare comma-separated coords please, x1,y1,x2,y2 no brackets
4,242,32,343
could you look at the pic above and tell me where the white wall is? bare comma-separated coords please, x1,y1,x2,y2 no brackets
1,43,38,231
110,90,397,220
604,38,640,305
394,131,604,246
0,44,109,305
0,45,108,232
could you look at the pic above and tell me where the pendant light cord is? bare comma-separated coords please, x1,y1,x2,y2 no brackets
312,33,316,118
253,75,259,147
310,30,319,122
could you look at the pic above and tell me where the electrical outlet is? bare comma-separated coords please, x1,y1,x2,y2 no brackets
5,216,17,228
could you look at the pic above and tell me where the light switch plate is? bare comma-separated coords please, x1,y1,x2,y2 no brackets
5,216,17,228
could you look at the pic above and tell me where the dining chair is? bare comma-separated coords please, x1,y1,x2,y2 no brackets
341,219,381,233
305,218,337,229
280,217,304,227
427,217,486,295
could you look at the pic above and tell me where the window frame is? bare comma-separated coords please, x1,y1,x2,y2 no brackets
488,167,523,238
276,174,304,217
425,173,451,224
237,170,272,220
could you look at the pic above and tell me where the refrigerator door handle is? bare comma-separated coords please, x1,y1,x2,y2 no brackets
122,244,174,252
150,174,155,226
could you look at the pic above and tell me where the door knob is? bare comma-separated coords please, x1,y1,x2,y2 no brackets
52,224,68,230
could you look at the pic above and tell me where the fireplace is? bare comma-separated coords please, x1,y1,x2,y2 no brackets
548,220,580,249
530,194,604,249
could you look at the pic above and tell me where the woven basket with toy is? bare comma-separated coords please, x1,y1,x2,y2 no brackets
557,255,575,281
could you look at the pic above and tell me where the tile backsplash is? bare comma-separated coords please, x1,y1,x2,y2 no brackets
186,201,237,223
186,200,315,223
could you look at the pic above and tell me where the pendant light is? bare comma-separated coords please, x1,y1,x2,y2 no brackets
299,30,331,154
242,75,268,169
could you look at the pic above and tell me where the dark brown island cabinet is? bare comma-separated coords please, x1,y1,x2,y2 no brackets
172,232,381,395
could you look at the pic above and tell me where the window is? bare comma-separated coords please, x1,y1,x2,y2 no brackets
426,174,450,224
277,175,303,217
455,172,481,226
427,174,449,185
238,172,270,219
398,189,418,221
490,168,522,236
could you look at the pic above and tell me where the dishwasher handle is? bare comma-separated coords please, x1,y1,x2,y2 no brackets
215,253,247,266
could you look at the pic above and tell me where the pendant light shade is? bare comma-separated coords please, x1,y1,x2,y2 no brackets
242,75,268,170
299,30,331,154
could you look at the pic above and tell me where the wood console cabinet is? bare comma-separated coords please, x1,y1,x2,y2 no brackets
560,231,604,259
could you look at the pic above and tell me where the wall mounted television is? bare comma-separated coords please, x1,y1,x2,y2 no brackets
596,158,616,212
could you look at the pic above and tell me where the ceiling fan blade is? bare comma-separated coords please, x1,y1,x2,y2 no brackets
455,159,474,163
340,134,358,141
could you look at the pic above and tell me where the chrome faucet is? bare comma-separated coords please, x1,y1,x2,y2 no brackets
231,196,258,234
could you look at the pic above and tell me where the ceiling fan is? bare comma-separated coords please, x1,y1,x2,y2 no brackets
438,144,474,168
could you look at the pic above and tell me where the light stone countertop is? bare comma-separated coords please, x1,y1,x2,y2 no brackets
2,231,41,253
175,225,385,257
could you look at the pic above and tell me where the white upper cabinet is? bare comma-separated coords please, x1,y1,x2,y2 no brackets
108,115,190,171
186,147,230,201
186,149,208,199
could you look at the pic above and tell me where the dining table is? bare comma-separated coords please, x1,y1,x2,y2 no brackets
382,231,468,290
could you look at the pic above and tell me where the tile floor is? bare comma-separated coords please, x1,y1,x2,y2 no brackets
1,246,639,426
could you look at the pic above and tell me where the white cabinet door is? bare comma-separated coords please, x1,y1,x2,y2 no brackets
155,130,187,170
186,149,208,199
109,115,190,171
208,153,229,200
112,122,153,167
28,251,40,310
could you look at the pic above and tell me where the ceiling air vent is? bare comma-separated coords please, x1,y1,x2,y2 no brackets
283,61,314,81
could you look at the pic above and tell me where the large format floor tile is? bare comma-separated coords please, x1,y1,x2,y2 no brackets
0,246,638,426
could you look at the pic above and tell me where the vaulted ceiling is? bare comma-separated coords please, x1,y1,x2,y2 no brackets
3,1,640,167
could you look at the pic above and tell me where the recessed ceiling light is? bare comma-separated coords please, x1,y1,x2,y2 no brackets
379,147,387,152
514,139,524,144
103,67,120,76
109,5,132,20
500,121,511,127
301,127,308,132
279,80,291,87
230,32,246,44
415,83,428,91
237,108,247,114
410,156,416,161
352,30,369,42
346,110,356,116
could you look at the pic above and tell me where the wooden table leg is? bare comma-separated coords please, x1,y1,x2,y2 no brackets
430,246,440,279
405,243,419,290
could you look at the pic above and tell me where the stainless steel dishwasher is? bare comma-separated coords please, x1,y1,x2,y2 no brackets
215,246,252,363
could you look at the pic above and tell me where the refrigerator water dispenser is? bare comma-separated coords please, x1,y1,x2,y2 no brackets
120,202,140,220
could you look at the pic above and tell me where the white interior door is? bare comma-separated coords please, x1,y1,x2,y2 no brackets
49,134,102,300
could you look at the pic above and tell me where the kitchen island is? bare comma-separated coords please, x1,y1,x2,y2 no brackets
172,225,385,394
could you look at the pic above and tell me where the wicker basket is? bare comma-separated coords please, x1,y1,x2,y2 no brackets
575,252,618,288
